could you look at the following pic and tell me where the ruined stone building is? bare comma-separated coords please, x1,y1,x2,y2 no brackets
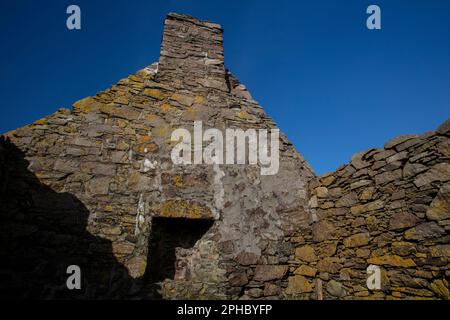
0,13,449,300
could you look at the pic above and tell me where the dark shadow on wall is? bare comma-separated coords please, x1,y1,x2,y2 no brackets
0,137,142,299
145,217,214,283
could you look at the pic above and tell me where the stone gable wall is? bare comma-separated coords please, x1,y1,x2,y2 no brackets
0,13,314,299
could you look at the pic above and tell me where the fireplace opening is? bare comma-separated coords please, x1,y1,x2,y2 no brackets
145,217,214,283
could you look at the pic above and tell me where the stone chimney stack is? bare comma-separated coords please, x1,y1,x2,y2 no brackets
157,13,228,93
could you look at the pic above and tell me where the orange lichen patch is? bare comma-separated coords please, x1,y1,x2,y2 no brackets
33,119,47,126
73,97,96,113
159,200,213,219
137,135,152,144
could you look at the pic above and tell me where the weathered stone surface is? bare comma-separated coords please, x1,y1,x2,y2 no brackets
384,135,419,150
430,279,450,299
316,187,329,198
351,152,370,170
294,265,317,277
350,200,384,215
389,212,420,230
235,251,259,266
404,222,445,241
413,163,450,188
326,280,346,298
316,258,342,273
85,176,110,195
403,162,428,179
295,245,317,262
392,242,417,256
374,170,402,185
263,283,281,296
343,232,370,248
320,175,336,186
335,192,358,208
253,265,289,282
428,245,450,258
229,272,249,287
112,242,135,255
125,256,147,278
286,276,313,294
368,255,416,268
436,119,450,135
426,183,450,221
312,221,335,242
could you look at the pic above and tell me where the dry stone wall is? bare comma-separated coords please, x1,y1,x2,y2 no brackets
297,120,450,299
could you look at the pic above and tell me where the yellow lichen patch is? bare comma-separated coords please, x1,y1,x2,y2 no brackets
160,103,172,113
104,205,113,212
367,255,416,268
194,95,205,104
237,111,251,119
33,118,47,126
73,97,96,113
172,175,183,188
159,200,213,219
129,75,143,83
143,88,164,100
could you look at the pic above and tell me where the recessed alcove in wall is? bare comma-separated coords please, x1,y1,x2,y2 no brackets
145,217,214,283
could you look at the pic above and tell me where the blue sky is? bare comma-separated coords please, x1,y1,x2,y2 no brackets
0,0,449,175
